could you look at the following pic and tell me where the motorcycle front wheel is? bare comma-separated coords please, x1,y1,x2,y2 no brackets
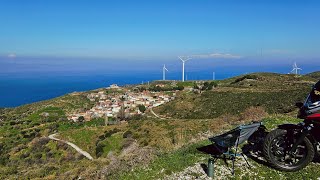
263,129,314,171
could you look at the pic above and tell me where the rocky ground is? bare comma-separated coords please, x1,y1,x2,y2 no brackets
163,156,259,180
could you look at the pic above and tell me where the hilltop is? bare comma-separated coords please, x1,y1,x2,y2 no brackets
306,71,320,79
154,73,316,119
1,72,320,179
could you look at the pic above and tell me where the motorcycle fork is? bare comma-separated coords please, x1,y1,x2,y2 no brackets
289,126,312,154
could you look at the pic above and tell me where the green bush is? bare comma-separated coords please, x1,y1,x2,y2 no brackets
233,74,258,83
138,105,146,113
84,118,105,126
95,142,105,157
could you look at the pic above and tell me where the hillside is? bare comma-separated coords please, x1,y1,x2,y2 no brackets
153,73,316,119
1,72,320,179
306,71,320,80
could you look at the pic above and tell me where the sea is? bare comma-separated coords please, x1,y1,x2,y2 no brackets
1,57,319,108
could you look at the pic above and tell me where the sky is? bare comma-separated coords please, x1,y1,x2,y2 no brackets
1,0,320,107
0,0,320,61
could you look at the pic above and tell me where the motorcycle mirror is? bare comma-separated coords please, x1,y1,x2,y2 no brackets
295,102,304,108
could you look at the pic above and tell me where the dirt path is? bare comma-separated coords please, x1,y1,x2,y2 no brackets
150,108,165,119
48,133,94,160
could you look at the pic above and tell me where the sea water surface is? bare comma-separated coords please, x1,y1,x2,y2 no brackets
1,57,319,107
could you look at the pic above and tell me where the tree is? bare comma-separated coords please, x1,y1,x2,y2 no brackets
174,85,184,91
202,82,209,90
138,105,146,113
210,81,218,88
201,81,217,90
193,83,199,89
117,105,126,120
120,96,126,101
149,85,163,92
138,86,146,92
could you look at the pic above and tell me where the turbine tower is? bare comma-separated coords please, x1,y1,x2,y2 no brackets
178,56,191,82
163,64,168,80
291,62,302,75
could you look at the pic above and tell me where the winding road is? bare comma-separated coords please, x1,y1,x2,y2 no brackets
48,133,94,160
150,108,165,119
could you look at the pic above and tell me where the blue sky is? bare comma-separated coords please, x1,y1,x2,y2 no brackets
0,0,320,60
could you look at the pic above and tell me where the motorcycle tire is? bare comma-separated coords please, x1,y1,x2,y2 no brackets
263,129,314,172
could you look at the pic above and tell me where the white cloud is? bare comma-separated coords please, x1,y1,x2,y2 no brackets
7,53,16,58
191,53,242,59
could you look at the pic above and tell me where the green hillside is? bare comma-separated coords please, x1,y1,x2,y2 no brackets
306,71,320,80
154,73,316,119
1,72,320,179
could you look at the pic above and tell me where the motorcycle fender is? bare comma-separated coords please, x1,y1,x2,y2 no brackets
277,124,303,130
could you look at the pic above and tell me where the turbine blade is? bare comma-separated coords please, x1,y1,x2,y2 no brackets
178,56,191,62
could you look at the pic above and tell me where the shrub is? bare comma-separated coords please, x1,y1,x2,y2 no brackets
12,144,27,153
57,141,68,150
0,154,9,165
219,113,239,125
20,152,30,159
240,106,268,121
104,128,120,138
48,124,59,133
46,152,53,159
233,74,258,83
130,114,143,120
84,118,105,126
2,165,18,176
33,152,42,160
96,143,105,157
123,131,133,138
78,116,85,122
31,137,50,147
201,81,216,90
138,105,146,113
121,138,135,150
210,81,218,88
63,152,75,161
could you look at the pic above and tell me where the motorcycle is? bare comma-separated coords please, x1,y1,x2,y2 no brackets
263,80,320,171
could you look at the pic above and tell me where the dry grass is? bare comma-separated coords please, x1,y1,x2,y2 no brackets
239,106,268,122
101,139,155,178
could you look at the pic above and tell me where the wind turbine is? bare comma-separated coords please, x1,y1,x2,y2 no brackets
163,64,168,80
178,56,191,82
291,62,302,75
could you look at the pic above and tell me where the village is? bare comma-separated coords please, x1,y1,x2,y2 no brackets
67,84,176,123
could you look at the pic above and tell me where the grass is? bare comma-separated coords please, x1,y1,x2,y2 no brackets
59,123,127,157
306,71,320,79
119,115,320,180
59,127,106,157
97,132,124,157
116,141,210,180
128,118,239,151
